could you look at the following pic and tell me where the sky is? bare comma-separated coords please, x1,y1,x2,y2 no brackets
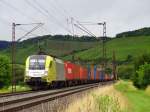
0,0,150,41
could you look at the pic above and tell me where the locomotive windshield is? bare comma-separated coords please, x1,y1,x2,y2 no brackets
29,55,46,70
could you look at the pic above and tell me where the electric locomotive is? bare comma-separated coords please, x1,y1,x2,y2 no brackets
25,55,65,89
25,54,114,89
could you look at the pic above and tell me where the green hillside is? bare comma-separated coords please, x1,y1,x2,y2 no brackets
63,36,150,62
116,27,150,38
0,36,98,64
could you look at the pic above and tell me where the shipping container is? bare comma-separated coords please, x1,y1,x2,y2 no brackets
100,71,105,81
94,65,97,80
79,67,88,80
96,70,100,80
74,64,80,80
90,65,94,80
87,65,91,80
64,61,74,80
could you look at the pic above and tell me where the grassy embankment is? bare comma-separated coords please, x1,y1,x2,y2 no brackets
63,80,150,112
63,83,130,112
115,81,150,112
0,85,31,93
63,36,150,61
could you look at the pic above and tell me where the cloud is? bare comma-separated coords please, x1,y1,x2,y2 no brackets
0,0,150,40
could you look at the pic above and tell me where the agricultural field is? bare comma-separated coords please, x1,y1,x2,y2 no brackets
63,36,150,62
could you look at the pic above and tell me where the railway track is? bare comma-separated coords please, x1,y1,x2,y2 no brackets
0,90,36,97
0,81,113,112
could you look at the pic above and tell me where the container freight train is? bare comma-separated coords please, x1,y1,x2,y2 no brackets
25,55,114,89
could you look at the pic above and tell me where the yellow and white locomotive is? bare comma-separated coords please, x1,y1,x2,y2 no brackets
25,55,65,89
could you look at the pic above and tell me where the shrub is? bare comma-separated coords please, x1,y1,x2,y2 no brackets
0,55,11,88
13,64,25,84
133,63,150,89
132,53,150,89
117,65,134,79
105,68,112,74
134,53,150,70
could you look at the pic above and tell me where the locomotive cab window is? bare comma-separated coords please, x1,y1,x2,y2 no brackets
29,55,46,70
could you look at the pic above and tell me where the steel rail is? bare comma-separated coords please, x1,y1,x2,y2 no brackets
0,81,114,112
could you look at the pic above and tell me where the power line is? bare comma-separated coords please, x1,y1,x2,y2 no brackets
0,0,51,34
74,24,97,38
0,0,35,21
33,0,73,34
46,0,69,20
50,0,73,18
17,23,44,41
17,27,39,37
48,0,77,35
75,20,97,37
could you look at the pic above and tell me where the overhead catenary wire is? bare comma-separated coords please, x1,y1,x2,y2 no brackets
0,0,51,35
0,0,41,24
46,0,69,20
49,0,79,35
75,20,97,38
0,0,98,39
74,24,97,38
17,23,44,42
50,0,98,38
17,27,41,39
26,0,73,35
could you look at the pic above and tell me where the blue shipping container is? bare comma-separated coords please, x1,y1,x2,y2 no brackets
94,65,97,80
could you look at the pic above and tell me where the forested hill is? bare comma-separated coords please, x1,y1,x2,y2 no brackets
116,27,150,38
0,35,100,50
0,35,100,64
0,41,10,49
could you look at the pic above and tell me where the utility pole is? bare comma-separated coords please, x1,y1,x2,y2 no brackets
112,50,117,80
11,22,43,93
12,23,16,93
98,22,107,70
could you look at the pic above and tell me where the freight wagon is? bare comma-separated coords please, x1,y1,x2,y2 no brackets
25,55,113,89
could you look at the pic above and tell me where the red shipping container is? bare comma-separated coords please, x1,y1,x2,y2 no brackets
90,65,94,80
84,67,88,80
73,64,80,80
79,67,88,80
64,61,74,80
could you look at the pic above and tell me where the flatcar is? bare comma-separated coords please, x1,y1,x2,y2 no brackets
25,55,114,89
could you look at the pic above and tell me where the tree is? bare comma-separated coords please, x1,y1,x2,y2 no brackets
132,54,150,89
133,63,150,89
118,65,134,79
0,55,11,88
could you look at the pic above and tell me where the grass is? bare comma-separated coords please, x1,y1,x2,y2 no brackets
145,86,150,96
64,85,129,112
63,36,150,61
0,85,31,93
115,80,150,112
